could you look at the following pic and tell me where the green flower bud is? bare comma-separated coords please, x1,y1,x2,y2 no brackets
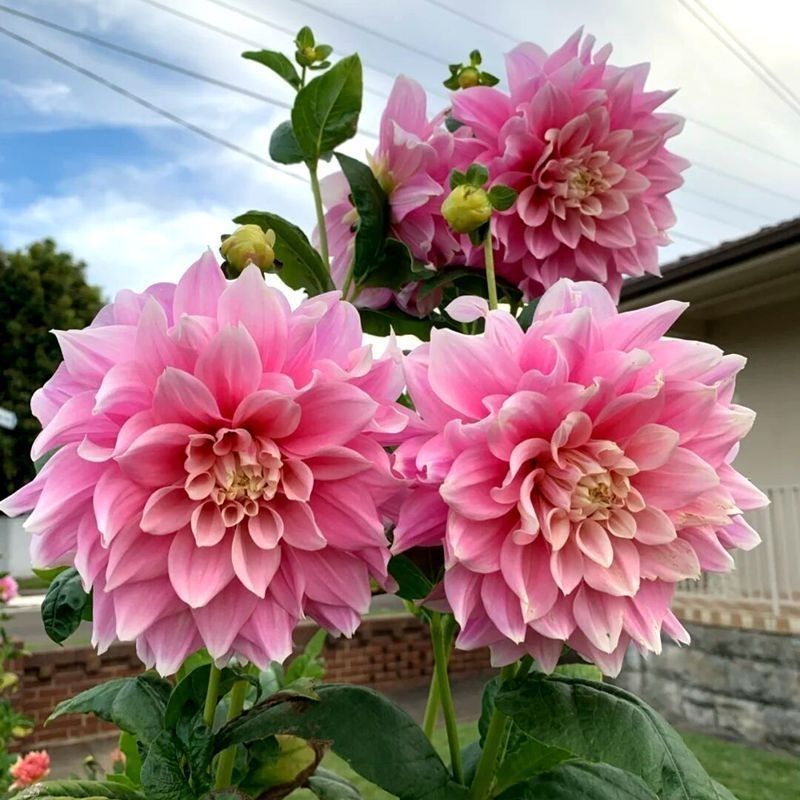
220,224,276,274
458,66,480,89
441,184,493,233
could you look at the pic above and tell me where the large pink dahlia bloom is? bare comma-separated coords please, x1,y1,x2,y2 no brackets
451,29,689,300
0,254,406,674
320,76,461,313
393,281,766,675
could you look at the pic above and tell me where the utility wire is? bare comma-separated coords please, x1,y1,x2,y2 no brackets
692,160,800,204
0,3,290,109
676,0,800,118
0,23,308,182
680,187,774,223
422,0,800,173
671,231,714,246
136,0,398,103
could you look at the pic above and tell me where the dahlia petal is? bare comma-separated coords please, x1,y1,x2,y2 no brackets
172,249,226,319
105,521,171,591
441,447,510,521
633,506,676,545
393,486,448,552
193,581,259,659
481,572,527,644
153,368,222,427
550,536,584,594
141,487,196,535
236,600,295,666
93,467,149,544
717,515,760,551
576,519,614,566
190,501,227,547
573,585,625,653
168,528,236,607
113,577,181,640
635,447,720,508
246,508,284,549
281,459,314,502
273,498,326,551
623,424,679,470
231,528,281,597
500,535,559,621
638,538,701,582
117,424,194,487
140,611,202,675
583,537,640,596
444,563,483,625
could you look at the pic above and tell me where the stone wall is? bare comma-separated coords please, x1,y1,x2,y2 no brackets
617,622,800,754
12,614,491,748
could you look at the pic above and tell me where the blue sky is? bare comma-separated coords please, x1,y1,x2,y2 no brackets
0,0,798,298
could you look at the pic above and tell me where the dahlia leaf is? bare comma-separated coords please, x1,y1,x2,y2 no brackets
233,211,333,294
388,554,434,601
111,674,172,745
306,767,362,799
496,675,724,800
269,121,306,165
488,185,518,212
358,308,434,341
216,684,467,799
292,55,362,166
165,664,236,729
140,732,194,800
553,663,604,681
12,778,144,798
48,678,128,726
242,51,301,90
495,760,658,800
41,567,91,645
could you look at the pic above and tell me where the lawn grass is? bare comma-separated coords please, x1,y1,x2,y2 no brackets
289,722,799,799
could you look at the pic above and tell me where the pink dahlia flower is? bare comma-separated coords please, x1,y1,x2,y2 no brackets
10,750,50,789
394,281,766,675
0,574,18,603
451,29,689,300
320,76,462,314
0,253,406,675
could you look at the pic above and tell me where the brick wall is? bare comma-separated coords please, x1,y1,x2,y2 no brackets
12,614,491,748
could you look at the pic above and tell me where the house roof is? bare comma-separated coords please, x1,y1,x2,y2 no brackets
621,216,800,303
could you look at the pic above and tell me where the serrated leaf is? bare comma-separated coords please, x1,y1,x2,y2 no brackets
49,678,129,726
41,567,90,644
233,211,333,295
242,50,301,89
165,664,236,729
388,555,434,601
496,675,727,800
111,674,172,745
140,732,193,800
488,184,518,211
269,120,305,165
13,779,143,799
358,307,433,340
216,684,466,800
334,153,387,283
496,760,658,800
292,55,362,165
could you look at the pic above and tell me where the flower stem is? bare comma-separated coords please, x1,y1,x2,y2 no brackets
468,663,518,800
214,679,249,790
483,230,499,311
430,613,463,784
309,165,330,269
341,256,356,301
422,670,440,741
203,665,222,729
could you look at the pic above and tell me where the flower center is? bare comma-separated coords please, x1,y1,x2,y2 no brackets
184,429,284,527
567,165,608,202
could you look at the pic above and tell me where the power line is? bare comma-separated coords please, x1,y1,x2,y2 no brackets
0,23,308,182
676,0,800,119
135,0,398,103
422,0,800,174
674,203,750,232
692,160,800,204
0,3,291,110
671,231,714,246
680,188,774,223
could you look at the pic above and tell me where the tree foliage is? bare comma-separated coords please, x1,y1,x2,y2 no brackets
0,239,103,498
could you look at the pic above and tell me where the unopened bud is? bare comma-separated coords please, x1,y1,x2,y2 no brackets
441,184,492,233
458,67,480,89
220,225,276,274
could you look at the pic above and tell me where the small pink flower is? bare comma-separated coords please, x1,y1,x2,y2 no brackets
0,253,407,675
450,29,688,300
394,281,766,675
320,76,463,314
10,750,50,789
0,575,18,603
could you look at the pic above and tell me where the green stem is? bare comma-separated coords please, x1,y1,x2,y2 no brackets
341,256,356,301
431,613,463,784
422,670,441,741
483,230,499,310
214,679,249,790
203,665,222,729
309,165,330,269
468,663,518,800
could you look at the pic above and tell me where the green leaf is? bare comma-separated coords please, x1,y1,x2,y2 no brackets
494,738,572,794
292,55,362,165
479,72,500,86
269,120,305,165
358,307,434,340
13,779,144,798
118,731,142,786
554,663,603,681
388,554,434,601
233,211,333,295
199,793,252,800
34,447,59,473
465,163,489,187
496,760,658,800
242,50,301,89
295,26,315,50
358,239,421,292
303,627,327,659
516,299,538,331
140,732,193,800
216,684,466,800
314,44,333,61
449,169,467,189
165,664,236,729
49,678,128,726
41,567,91,644
111,674,172,745
711,780,740,800
496,675,726,800
334,153,388,284
488,184,518,211
33,565,69,586
307,767,362,799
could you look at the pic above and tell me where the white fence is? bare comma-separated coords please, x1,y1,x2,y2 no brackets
677,485,800,615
